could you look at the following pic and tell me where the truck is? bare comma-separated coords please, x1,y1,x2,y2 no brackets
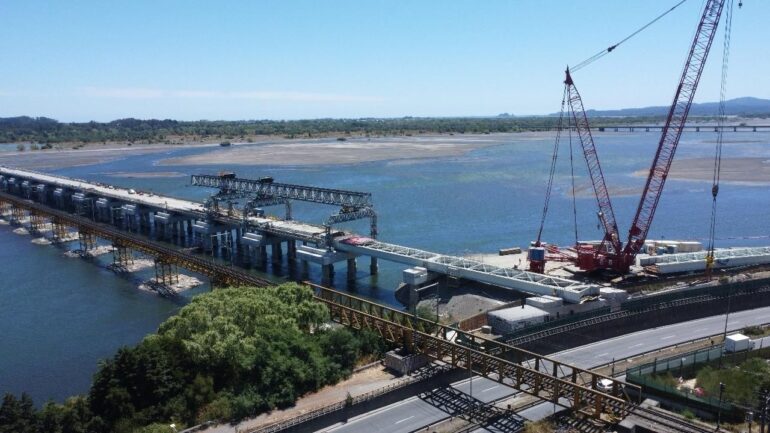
724,333,755,353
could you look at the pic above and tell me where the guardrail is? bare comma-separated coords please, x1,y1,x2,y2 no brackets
237,364,452,433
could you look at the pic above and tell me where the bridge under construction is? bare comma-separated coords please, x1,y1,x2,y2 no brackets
0,185,639,420
0,166,599,304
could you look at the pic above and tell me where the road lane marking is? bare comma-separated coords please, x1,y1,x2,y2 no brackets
661,335,676,340
629,343,644,348
481,385,500,393
596,352,609,358
395,415,415,425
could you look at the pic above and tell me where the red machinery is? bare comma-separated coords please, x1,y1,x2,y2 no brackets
531,0,730,274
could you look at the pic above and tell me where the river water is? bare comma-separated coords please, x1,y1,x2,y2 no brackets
2,131,769,404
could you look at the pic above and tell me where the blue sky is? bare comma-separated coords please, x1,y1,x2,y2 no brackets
0,0,766,121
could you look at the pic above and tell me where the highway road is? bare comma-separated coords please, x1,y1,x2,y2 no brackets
320,305,770,433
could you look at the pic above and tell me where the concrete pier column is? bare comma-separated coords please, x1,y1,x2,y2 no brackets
287,240,297,262
211,232,219,254
142,212,151,234
408,285,419,315
271,242,283,266
257,245,268,270
347,258,357,282
185,221,193,246
322,263,334,285
235,228,244,263
370,257,378,275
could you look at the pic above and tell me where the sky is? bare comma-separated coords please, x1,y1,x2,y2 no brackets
0,0,767,122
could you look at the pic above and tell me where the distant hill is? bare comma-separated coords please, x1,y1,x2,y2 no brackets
580,97,770,117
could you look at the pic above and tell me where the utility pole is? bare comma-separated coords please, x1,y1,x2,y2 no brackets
717,382,726,430
760,392,769,433
719,284,733,369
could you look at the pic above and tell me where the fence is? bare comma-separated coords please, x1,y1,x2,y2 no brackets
626,344,770,415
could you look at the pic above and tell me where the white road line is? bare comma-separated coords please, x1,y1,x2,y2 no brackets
661,335,676,340
481,385,500,393
629,343,644,348
693,328,708,332
596,352,609,358
395,415,415,425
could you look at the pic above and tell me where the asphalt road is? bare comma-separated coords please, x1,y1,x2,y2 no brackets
320,305,770,433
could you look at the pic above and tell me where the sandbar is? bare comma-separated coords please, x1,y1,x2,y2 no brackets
105,171,187,178
0,146,169,170
634,157,770,184
158,136,510,167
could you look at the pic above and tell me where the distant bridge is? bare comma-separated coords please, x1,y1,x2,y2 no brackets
594,124,770,132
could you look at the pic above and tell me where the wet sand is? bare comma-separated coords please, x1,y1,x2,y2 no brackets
104,171,187,178
634,157,770,184
158,135,513,167
0,146,170,170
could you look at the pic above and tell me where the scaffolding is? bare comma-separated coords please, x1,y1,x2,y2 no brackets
51,217,69,242
29,211,46,233
154,257,179,286
112,241,134,270
78,228,97,252
10,205,25,224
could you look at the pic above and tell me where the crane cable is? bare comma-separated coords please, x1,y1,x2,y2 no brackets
567,105,580,245
535,86,568,245
572,0,690,73
706,0,735,278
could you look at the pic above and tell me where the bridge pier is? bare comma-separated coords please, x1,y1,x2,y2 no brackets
322,263,334,285
29,211,46,233
78,228,97,253
10,204,25,224
51,217,69,242
347,258,357,282
271,242,283,268
111,241,134,270
0,200,9,219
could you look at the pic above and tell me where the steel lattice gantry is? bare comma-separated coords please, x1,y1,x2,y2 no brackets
191,173,379,247
191,174,372,208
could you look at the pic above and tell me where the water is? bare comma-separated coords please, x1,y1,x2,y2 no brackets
2,131,770,403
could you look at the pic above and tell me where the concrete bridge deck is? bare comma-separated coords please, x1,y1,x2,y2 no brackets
0,165,598,303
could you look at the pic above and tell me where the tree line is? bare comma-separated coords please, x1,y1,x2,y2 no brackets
0,115,672,145
0,283,391,433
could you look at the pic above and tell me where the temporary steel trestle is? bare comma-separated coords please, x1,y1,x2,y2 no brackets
78,228,97,252
0,192,272,289
308,282,639,418
29,211,46,233
112,241,134,269
0,192,637,417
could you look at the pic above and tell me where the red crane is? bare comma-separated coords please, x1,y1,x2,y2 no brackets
532,0,730,274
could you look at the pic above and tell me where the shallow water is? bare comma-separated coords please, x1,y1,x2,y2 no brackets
2,131,770,403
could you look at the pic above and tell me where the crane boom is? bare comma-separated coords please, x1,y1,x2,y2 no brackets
565,70,622,257
620,0,727,270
